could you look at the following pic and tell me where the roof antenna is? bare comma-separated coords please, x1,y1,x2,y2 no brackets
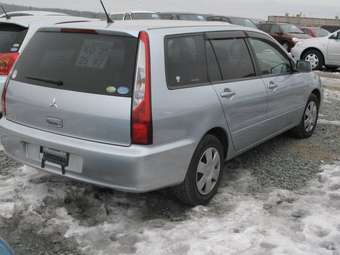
99,0,113,24
1,6,10,20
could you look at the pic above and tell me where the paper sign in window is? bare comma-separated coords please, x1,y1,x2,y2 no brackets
76,39,114,69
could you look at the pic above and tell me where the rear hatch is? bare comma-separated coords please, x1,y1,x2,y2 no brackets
5,28,138,146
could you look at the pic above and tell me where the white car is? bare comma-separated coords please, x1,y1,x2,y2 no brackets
291,30,340,70
0,11,97,114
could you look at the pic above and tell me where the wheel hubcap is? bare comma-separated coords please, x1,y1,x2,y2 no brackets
196,147,221,195
304,101,318,132
305,53,319,69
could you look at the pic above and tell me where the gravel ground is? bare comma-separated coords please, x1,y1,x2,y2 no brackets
0,73,340,254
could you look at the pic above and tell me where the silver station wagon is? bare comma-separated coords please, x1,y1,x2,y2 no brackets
0,20,322,205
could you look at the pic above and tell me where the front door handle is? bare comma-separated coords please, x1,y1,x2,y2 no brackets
220,89,236,98
268,81,278,90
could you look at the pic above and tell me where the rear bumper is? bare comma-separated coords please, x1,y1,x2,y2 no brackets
0,119,195,192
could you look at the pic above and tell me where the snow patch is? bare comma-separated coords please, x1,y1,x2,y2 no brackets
319,119,340,127
0,202,15,219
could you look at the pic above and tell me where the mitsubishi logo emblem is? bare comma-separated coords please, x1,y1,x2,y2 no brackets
49,97,58,108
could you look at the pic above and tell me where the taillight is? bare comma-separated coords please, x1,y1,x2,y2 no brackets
1,53,19,115
131,31,152,145
0,53,19,76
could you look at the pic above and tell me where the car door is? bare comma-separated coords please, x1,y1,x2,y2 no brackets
326,33,340,65
248,35,308,134
206,31,268,151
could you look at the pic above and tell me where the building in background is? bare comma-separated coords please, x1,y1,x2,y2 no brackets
268,15,340,32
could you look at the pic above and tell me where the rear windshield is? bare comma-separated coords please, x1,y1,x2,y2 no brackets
13,31,138,97
0,23,27,53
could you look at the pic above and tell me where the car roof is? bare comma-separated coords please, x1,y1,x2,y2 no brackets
0,11,67,18
0,14,97,28
49,19,263,37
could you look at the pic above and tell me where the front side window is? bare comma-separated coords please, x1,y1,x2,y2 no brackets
249,38,292,75
209,38,255,81
165,35,207,87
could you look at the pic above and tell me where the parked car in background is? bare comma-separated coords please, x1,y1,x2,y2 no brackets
321,25,340,33
0,20,321,205
111,11,161,20
0,11,96,115
206,15,258,29
300,27,330,38
258,22,311,51
158,12,207,21
291,30,340,70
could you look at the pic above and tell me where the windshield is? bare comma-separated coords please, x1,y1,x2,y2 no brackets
228,17,257,28
280,24,304,34
13,31,138,97
315,28,330,37
0,23,27,52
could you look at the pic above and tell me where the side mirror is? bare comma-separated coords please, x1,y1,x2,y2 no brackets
296,60,312,73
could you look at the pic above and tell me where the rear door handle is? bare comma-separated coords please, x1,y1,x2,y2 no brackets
220,89,236,98
268,81,278,90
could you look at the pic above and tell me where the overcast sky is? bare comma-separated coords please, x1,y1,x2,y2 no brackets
2,0,340,19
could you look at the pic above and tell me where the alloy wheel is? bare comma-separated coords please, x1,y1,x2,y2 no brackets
304,101,318,132
196,147,221,195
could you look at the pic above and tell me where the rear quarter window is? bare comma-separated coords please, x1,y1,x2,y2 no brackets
165,35,208,88
13,31,138,97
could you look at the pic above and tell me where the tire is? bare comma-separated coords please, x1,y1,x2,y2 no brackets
173,134,225,206
290,94,320,139
301,49,324,70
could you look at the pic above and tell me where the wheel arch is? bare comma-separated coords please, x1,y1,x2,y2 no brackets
301,47,325,62
204,127,229,159
311,88,321,104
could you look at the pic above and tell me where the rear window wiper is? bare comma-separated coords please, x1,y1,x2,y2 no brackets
26,75,64,86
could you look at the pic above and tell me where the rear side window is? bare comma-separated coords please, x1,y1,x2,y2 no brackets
165,35,208,87
13,31,138,97
210,38,255,80
0,23,27,53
